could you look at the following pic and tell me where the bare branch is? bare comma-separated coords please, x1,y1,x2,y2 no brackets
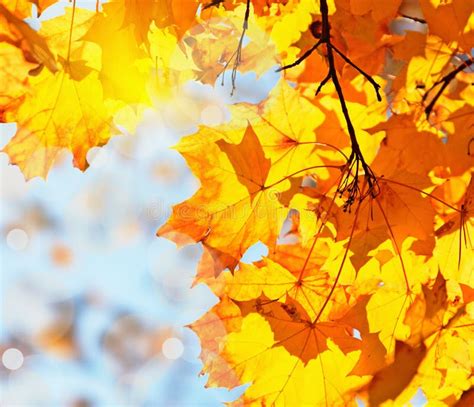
399,14,426,24
329,43,382,101
315,72,331,96
203,0,224,10
318,0,380,206
276,39,322,72
423,56,474,118
219,0,251,95
274,1,384,207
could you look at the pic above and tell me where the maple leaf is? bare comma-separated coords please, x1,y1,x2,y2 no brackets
30,1,57,16
338,296,387,376
0,2,58,73
434,172,474,286
82,2,151,103
349,0,403,22
191,300,368,406
2,69,118,179
405,310,474,404
221,257,333,319
0,41,35,115
187,11,278,85
158,123,296,273
419,0,474,52
1,0,36,19
231,79,333,176
0,6,122,178
367,340,427,405
120,0,199,44
189,295,245,388
236,295,361,364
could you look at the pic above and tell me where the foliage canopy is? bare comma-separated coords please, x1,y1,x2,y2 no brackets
1,0,473,405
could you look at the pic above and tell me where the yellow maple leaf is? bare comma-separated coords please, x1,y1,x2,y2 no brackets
158,123,295,273
3,69,118,179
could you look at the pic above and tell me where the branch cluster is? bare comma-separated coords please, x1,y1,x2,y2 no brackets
278,0,382,208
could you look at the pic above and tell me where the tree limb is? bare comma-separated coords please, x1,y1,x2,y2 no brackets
423,56,474,119
219,0,251,95
279,0,381,208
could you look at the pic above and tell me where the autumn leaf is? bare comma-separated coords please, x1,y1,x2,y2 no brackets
235,295,361,364
0,2,57,72
367,340,427,406
188,10,278,85
82,2,151,103
0,41,35,116
121,0,199,44
158,123,296,273
434,172,474,286
419,0,474,52
157,1,473,401
2,69,118,179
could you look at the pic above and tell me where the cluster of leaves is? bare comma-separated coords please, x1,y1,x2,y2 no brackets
2,0,473,405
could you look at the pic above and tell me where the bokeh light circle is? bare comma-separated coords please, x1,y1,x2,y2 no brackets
2,348,24,370
6,228,29,251
161,337,184,360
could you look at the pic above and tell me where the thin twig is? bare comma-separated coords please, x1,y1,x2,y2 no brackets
330,43,382,101
399,14,426,24
423,56,474,118
315,72,331,96
276,39,322,72
203,0,224,10
219,0,250,95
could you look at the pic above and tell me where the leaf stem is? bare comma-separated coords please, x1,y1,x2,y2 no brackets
66,0,77,63
380,178,461,213
313,197,362,323
264,164,344,190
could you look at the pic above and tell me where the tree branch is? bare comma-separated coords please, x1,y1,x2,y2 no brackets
329,43,381,101
278,0,381,209
276,39,322,72
219,0,251,95
203,0,224,10
399,14,426,24
423,56,474,119
315,71,331,96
